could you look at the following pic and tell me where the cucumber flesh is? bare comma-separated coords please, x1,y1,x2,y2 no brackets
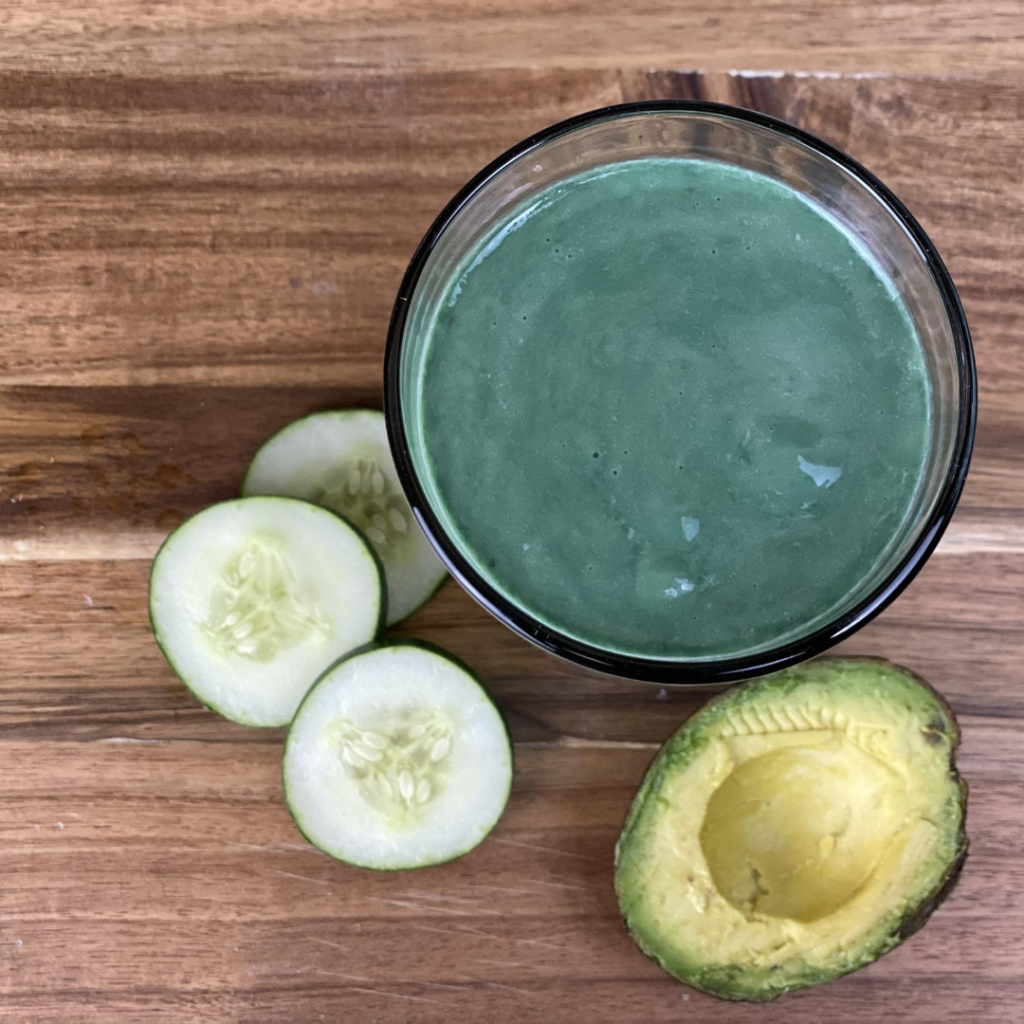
242,410,446,625
149,497,384,727
283,641,513,869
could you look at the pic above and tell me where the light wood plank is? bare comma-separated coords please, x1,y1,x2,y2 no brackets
0,1,1021,75
0,736,1019,1023
1,550,1022,746
0,70,1020,394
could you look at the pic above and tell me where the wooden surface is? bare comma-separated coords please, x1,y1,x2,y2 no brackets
2,3,1023,1021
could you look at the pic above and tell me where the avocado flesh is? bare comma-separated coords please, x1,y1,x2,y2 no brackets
615,659,968,1001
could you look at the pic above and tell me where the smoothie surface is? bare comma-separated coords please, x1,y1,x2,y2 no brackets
414,157,930,659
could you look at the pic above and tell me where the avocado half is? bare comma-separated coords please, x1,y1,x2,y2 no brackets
615,658,968,1001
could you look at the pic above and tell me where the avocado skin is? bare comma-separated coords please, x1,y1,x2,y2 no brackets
614,656,969,1002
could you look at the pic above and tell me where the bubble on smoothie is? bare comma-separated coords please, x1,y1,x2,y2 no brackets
665,578,695,599
681,516,700,542
798,455,842,489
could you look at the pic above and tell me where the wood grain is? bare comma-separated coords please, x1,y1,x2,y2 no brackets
0,69,1022,393
1,548,1024,747
1,1,1022,74
0,729,1021,1024
1,5,1023,1022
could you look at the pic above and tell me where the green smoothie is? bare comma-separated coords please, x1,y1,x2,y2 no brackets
414,157,930,660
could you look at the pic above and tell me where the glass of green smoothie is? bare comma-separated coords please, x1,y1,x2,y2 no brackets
384,102,976,684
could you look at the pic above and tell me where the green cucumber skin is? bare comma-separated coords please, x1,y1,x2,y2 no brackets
241,408,447,624
148,496,387,729
282,638,514,871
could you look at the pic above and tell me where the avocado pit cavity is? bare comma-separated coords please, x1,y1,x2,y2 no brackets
700,736,906,923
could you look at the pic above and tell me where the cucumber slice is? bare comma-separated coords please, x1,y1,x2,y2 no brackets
242,410,446,625
149,497,384,728
283,641,513,870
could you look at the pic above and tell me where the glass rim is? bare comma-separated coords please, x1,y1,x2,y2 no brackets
383,100,977,685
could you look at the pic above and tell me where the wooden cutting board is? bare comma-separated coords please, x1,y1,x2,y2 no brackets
1,4,1022,1021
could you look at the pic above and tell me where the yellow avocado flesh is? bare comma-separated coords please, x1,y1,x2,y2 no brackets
615,660,967,1000
701,738,908,923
